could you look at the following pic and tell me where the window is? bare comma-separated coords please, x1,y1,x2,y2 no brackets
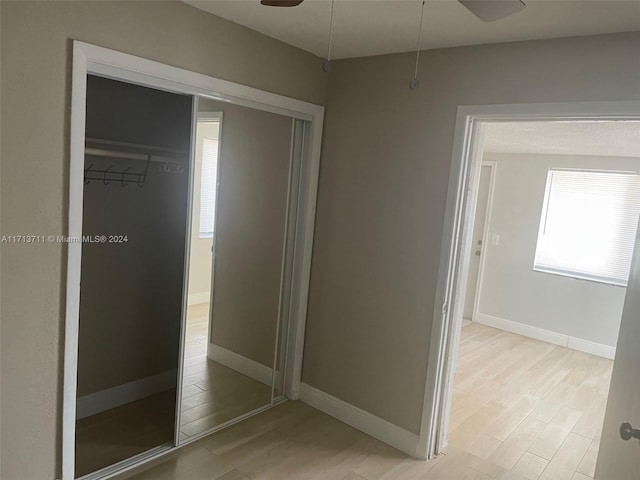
534,168,640,287
199,137,219,238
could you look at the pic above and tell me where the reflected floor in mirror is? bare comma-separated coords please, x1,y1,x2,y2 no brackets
75,389,176,477
180,303,272,440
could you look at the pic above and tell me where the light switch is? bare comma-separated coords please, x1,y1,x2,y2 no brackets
491,233,500,246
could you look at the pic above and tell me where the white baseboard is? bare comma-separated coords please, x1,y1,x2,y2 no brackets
299,383,420,457
475,313,616,360
76,369,177,419
567,337,616,360
208,343,274,386
188,292,210,306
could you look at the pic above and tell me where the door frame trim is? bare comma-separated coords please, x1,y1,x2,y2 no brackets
417,101,640,460
64,41,324,480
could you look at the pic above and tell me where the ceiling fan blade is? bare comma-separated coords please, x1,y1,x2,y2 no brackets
458,0,526,21
260,0,304,6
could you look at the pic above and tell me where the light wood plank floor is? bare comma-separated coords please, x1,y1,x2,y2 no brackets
113,322,612,480
122,400,539,480
180,303,272,439
449,322,613,480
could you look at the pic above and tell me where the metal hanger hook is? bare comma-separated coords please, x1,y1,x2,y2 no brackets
103,165,113,186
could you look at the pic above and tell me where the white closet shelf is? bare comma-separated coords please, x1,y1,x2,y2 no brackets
85,137,189,164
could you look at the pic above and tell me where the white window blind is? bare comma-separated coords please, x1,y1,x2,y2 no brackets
534,168,640,287
199,137,219,238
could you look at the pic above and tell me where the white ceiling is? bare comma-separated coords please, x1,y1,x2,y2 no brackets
184,0,640,59
483,121,640,158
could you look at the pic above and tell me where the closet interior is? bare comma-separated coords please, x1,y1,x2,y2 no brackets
74,75,304,479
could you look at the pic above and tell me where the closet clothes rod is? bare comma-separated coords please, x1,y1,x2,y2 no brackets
84,166,148,186
84,151,151,187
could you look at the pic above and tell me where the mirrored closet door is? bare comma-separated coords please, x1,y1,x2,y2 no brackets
178,97,303,441
73,74,307,479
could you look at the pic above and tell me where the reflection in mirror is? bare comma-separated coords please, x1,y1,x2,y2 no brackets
75,76,192,477
179,98,296,440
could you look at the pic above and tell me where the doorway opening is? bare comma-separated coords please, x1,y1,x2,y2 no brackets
424,103,640,480
74,76,193,478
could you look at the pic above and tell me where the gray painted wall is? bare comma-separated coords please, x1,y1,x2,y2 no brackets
302,32,640,434
0,2,327,478
478,152,640,348
200,99,292,369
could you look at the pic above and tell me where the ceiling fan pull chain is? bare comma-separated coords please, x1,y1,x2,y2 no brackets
410,0,426,90
323,0,336,73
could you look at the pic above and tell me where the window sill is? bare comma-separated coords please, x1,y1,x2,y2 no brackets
532,265,627,288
